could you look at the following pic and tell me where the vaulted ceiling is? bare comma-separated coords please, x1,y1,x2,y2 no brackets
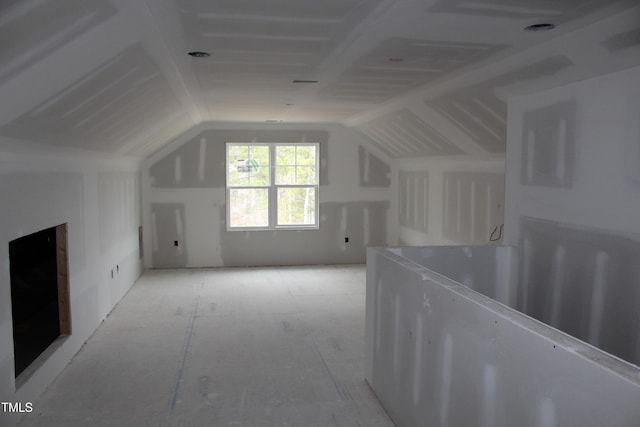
0,0,639,158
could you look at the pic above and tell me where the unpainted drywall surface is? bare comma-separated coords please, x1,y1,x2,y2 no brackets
0,44,184,154
520,101,576,188
359,145,391,188
442,171,505,244
142,123,392,268
505,64,640,242
398,171,429,233
517,217,640,365
604,26,640,53
150,203,188,268
394,238,640,366
349,5,640,163
0,150,142,427
98,172,139,255
392,245,517,305
366,247,640,427
218,201,388,267
504,65,640,367
356,109,465,158
149,129,330,189
427,57,574,154
393,157,504,246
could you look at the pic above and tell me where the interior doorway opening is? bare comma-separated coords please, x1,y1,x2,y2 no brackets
9,224,70,379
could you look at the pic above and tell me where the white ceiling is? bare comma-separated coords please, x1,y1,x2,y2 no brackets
0,0,639,158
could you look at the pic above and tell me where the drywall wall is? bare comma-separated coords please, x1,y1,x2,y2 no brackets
366,246,640,427
141,123,392,268
389,245,517,307
393,156,504,246
0,145,142,427
504,65,640,365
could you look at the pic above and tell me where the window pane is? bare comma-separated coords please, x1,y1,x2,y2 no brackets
228,144,270,187
275,145,317,185
276,166,316,185
249,145,269,165
277,187,316,226
276,165,296,185
296,146,316,165
297,166,317,185
229,188,269,227
247,145,270,186
228,145,249,186
276,145,296,165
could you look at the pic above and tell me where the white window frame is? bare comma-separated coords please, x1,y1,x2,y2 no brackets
226,142,320,231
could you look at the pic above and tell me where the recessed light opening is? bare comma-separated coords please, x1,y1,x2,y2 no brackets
524,23,556,32
292,80,318,84
188,51,210,58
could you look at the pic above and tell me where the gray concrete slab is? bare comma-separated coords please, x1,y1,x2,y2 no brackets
18,266,394,427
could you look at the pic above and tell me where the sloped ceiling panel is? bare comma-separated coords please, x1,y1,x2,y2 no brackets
0,45,183,152
429,0,623,21
427,56,574,153
356,128,401,159
0,0,115,83
604,27,640,52
319,38,507,105
357,109,463,159
0,0,638,156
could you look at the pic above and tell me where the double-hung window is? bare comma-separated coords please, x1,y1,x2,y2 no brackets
226,142,319,230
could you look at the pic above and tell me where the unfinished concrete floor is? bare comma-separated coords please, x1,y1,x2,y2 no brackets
19,265,395,427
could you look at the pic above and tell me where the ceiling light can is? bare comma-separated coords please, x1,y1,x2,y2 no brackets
524,23,556,32
188,51,210,58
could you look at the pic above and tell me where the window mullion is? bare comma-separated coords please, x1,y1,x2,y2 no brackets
269,143,277,228
294,146,298,185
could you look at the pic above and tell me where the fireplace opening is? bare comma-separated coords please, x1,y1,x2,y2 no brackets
9,224,70,379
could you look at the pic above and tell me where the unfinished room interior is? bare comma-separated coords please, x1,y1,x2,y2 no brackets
1,0,640,426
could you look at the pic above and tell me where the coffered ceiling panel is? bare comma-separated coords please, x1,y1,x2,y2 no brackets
179,0,385,106
283,106,362,123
